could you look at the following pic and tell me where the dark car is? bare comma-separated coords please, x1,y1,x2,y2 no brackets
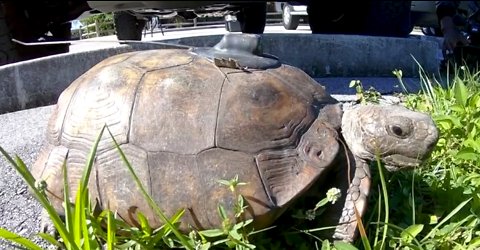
0,0,267,66
410,1,472,36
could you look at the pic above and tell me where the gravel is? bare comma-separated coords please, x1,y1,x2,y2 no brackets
0,105,54,249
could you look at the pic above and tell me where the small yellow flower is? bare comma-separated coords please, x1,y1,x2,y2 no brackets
326,188,342,204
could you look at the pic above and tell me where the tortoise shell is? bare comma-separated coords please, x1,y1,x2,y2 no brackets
32,45,344,231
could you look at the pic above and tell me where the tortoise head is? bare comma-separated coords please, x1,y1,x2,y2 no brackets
340,104,439,171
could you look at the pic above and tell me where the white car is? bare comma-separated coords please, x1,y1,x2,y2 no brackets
273,1,473,35
273,2,307,30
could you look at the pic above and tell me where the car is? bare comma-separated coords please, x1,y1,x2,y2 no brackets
272,2,307,30
270,1,473,36
411,1,471,37
0,0,267,66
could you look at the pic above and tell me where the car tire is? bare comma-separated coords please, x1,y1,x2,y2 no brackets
282,4,300,30
114,11,146,41
0,2,70,66
236,2,266,34
44,22,71,55
0,4,18,66
421,27,442,37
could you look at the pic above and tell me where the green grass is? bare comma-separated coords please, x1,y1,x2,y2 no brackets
2,64,480,249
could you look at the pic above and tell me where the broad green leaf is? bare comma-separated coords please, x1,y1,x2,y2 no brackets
463,138,480,151
468,92,480,108
321,239,331,250
198,242,212,250
469,236,480,248
349,80,359,88
433,116,460,130
137,212,152,236
233,219,253,230
200,229,225,238
229,229,242,241
116,240,138,249
450,103,467,113
456,148,479,161
429,215,439,225
212,238,229,246
217,179,231,186
226,239,236,248
333,241,359,250
217,204,228,221
401,224,424,243
453,79,468,106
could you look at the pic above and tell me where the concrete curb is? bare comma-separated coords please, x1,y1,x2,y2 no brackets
0,33,439,114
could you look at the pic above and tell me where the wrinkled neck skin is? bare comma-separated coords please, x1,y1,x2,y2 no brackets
340,106,376,164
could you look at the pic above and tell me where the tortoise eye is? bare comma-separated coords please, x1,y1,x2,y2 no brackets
389,124,408,138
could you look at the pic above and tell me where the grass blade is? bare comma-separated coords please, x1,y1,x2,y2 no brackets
71,125,105,248
76,126,106,249
354,205,371,250
62,159,74,249
375,156,389,250
373,188,382,247
73,184,83,246
80,125,105,196
0,228,43,250
106,210,116,250
370,222,423,249
37,232,63,248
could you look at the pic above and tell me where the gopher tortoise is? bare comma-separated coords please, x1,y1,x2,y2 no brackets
32,33,438,242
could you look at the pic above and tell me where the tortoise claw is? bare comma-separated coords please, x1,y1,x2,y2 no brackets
40,208,58,237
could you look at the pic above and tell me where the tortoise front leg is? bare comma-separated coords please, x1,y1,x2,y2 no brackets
332,155,371,242
314,150,371,243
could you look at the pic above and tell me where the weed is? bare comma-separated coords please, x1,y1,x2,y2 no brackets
349,80,381,104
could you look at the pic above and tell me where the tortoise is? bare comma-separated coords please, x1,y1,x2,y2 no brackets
32,33,439,242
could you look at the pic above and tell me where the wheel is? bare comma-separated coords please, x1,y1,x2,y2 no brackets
0,1,71,66
282,4,300,30
114,11,146,41
44,22,71,55
224,14,242,32
0,3,18,66
236,2,266,34
421,27,442,37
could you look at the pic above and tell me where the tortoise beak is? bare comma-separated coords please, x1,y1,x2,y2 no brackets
382,154,424,171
